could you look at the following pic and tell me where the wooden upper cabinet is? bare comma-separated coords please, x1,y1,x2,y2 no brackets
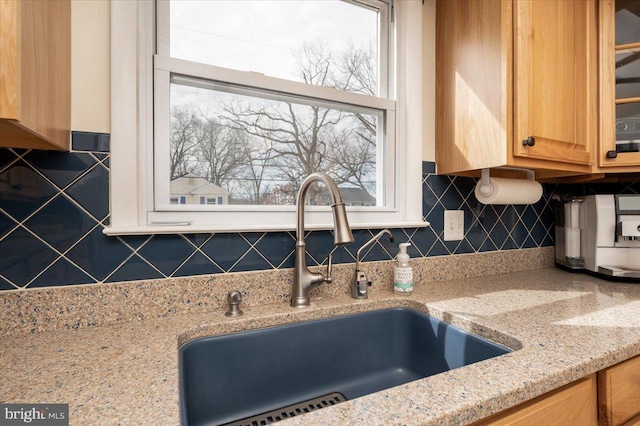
513,0,596,167
436,0,597,177
598,0,640,170
0,0,71,151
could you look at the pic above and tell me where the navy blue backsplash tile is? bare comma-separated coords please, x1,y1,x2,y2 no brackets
1,132,638,290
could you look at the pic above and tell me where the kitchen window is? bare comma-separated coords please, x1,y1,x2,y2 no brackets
107,0,426,234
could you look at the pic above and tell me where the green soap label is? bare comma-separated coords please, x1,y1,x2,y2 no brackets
394,282,413,290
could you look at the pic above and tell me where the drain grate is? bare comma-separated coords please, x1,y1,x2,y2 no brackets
223,392,348,426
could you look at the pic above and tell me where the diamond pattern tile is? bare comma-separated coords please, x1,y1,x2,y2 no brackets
277,252,296,269
1,139,639,292
23,194,97,253
105,254,163,283
428,238,449,256
254,232,295,268
510,220,530,248
173,252,223,277
230,250,272,273
0,160,58,222
454,238,474,254
183,233,212,248
66,226,133,281
466,218,489,252
24,150,97,189
29,258,94,288
488,219,509,250
425,202,445,232
106,254,163,283
119,235,151,250
361,231,396,261
201,234,251,272
0,210,16,239
410,227,438,257
0,149,17,171
303,230,335,265
137,234,195,276
529,220,548,246
66,163,110,221
0,227,59,287
0,276,16,290
522,235,538,249
241,232,264,245
328,244,354,265
439,181,464,210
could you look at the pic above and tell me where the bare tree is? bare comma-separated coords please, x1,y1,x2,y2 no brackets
326,127,376,193
222,95,344,202
236,136,276,204
170,109,202,179
336,41,378,150
294,41,334,87
170,39,379,205
195,116,246,188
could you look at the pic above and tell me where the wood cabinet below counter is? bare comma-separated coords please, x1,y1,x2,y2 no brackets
599,355,640,426
473,374,597,426
474,354,640,426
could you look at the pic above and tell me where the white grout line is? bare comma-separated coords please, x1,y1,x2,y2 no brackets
0,274,20,290
167,233,220,276
104,235,167,282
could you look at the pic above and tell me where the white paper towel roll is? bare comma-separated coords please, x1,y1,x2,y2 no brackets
474,177,543,205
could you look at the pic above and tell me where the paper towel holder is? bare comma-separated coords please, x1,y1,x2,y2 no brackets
477,167,536,198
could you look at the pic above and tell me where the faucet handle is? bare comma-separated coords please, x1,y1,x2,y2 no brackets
325,252,334,284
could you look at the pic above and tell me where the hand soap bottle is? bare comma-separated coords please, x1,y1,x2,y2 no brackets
394,243,413,295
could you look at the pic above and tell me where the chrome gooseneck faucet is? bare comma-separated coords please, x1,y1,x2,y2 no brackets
291,172,354,308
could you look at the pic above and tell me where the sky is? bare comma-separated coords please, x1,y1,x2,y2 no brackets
169,0,379,83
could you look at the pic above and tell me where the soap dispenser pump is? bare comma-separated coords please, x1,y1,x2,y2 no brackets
394,243,413,295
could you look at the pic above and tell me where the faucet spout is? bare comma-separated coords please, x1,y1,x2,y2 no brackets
291,172,354,308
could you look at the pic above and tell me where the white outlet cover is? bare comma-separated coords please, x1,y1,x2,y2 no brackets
444,210,464,241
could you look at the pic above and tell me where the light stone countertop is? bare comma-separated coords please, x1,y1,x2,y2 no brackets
2,267,640,425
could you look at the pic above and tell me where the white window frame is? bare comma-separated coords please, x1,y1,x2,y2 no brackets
107,0,426,235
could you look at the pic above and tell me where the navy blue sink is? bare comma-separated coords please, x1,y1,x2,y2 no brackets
179,307,512,426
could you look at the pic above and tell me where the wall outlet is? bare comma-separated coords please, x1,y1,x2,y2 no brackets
444,210,464,241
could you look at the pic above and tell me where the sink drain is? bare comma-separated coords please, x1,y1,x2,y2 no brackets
223,392,348,426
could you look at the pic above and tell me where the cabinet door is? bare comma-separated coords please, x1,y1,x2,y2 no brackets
0,0,70,150
513,0,596,167
598,355,640,426
473,374,597,426
599,0,640,168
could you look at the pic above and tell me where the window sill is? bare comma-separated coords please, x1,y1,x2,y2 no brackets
102,220,430,236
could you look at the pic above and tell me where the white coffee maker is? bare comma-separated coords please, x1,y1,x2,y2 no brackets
555,194,640,280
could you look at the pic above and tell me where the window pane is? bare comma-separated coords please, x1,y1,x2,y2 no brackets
167,74,383,207
616,102,640,155
169,0,381,96
615,0,640,46
616,48,640,99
